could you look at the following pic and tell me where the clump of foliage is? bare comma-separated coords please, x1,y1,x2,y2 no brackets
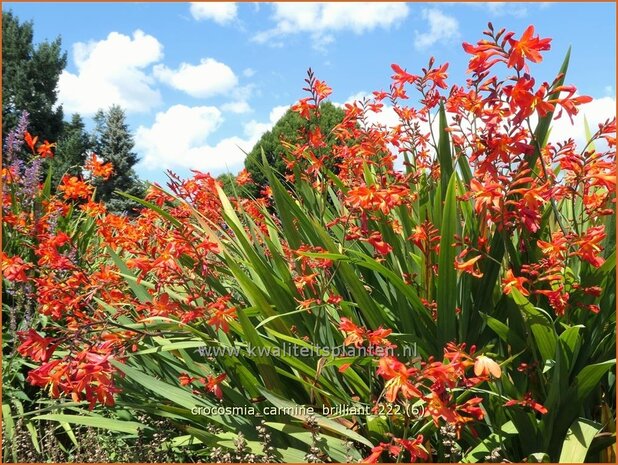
3,24,616,463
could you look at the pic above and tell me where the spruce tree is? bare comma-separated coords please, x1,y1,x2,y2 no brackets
92,105,145,214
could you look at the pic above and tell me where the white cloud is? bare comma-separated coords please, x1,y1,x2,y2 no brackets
190,2,238,24
243,67,256,78
135,104,223,169
58,30,163,115
244,105,289,140
153,58,238,98
254,3,409,48
136,104,290,173
221,101,252,114
462,2,528,17
414,9,460,50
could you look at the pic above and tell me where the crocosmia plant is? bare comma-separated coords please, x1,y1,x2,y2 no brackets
3,23,616,463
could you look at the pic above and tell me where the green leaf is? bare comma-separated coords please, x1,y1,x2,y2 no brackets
559,419,602,463
509,289,557,362
437,172,458,348
32,414,148,434
110,360,210,411
438,101,453,200
482,313,526,351
235,304,286,395
266,421,363,462
42,164,53,199
259,388,374,448
550,359,617,457
566,359,616,407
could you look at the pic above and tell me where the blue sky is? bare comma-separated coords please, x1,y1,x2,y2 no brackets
5,2,616,185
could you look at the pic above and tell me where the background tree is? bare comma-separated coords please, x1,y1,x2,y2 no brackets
217,173,238,197
244,101,345,197
51,114,92,186
2,11,67,146
92,105,146,214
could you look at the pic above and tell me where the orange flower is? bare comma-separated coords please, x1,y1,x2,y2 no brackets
504,392,548,414
502,269,530,296
37,140,56,158
376,356,422,402
473,355,502,378
469,177,502,214
507,25,551,70
366,327,396,350
24,131,38,152
17,329,58,362
454,253,483,278
291,97,315,119
236,168,253,186
426,62,449,90
537,231,568,260
573,226,606,267
85,155,114,180
207,306,237,333
395,435,429,462
1,254,32,282
313,79,332,100
58,175,93,200
203,373,226,400
339,317,365,348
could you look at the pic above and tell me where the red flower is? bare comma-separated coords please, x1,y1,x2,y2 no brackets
178,373,195,386
391,64,419,86
366,231,393,256
364,442,402,463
